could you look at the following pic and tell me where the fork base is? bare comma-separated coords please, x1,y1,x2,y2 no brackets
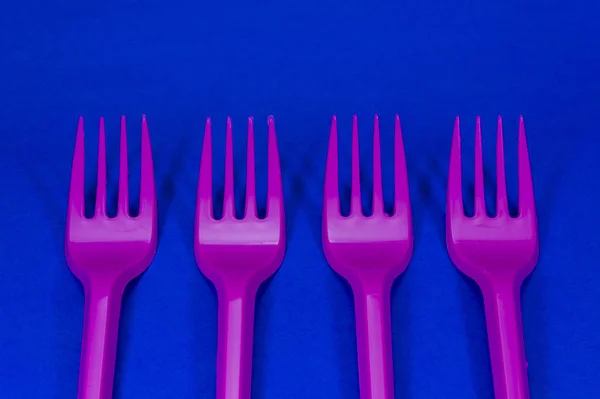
215,283,258,399
481,278,530,399
352,281,395,399
77,280,125,399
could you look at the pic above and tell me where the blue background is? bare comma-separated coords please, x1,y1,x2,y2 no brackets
1,1,599,398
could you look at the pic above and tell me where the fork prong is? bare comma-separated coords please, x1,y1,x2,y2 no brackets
324,115,340,217
447,116,464,217
68,117,86,219
118,116,129,216
372,115,383,215
351,115,362,216
517,116,535,217
95,117,107,217
139,115,156,218
197,118,213,220
267,116,283,219
393,115,410,216
496,116,509,217
245,117,257,218
223,117,235,219
474,116,485,216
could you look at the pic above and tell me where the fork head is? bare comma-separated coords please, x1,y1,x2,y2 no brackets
65,116,157,287
322,115,413,288
446,116,539,285
194,116,285,291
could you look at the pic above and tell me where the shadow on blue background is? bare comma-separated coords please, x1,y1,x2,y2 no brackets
1,1,599,398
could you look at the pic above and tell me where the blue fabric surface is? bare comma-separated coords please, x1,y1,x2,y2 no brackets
1,1,599,398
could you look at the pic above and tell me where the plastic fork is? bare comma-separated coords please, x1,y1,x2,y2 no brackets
194,116,285,399
446,116,539,399
322,115,413,399
65,116,157,399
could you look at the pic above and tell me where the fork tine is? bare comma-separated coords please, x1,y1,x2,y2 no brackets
351,115,362,215
393,115,410,216
517,116,535,217
245,117,257,218
197,118,213,220
139,115,156,217
372,115,383,215
68,117,86,219
118,116,129,216
223,117,235,219
95,117,107,217
267,116,283,219
474,116,485,216
496,116,509,217
447,116,464,217
324,115,340,217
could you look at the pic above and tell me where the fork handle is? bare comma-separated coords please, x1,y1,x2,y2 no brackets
353,282,395,399
78,282,124,399
483,280,530,399
216,285,257,399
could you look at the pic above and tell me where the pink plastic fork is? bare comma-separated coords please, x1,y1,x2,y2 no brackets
65,116,157,399
322,115,413,399
446,116,539,399
194,116,285,399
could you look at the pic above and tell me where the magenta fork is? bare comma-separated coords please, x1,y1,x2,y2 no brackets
322,115,413,399
65,116,157,399
194,116,285,399
446,116,539,399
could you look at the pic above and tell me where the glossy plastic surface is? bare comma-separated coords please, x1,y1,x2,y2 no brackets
322,115,413,399
194,116,286,399
446,116,539,399
65,116,158,399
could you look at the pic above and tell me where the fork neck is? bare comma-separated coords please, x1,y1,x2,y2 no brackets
215,277,260,302
80,271,130,297
346,270,395,298
476,268,526,295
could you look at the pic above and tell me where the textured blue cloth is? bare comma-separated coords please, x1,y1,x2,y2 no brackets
1,1,599,398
